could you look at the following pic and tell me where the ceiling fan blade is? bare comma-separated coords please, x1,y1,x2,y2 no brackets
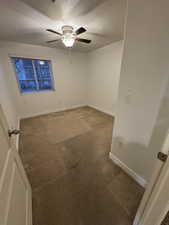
75,27,86,35
76,38,91,44
46,29,62,36
46,39,60,43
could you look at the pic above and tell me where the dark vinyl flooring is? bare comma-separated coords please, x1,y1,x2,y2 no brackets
19,106,144,225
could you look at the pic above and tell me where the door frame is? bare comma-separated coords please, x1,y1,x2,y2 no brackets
134,131,169,225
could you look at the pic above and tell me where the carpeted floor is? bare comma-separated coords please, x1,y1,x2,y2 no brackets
19,106,144,225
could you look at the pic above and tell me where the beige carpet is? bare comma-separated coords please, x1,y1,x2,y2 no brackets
19,106,144,225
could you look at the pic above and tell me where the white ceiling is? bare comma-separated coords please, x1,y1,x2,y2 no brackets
0,0,126,52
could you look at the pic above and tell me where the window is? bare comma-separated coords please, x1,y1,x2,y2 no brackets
11,57,54,93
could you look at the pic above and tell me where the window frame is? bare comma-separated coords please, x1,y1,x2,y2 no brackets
10,56,55,94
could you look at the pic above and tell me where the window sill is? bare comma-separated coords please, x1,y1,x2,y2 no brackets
20,89,55,95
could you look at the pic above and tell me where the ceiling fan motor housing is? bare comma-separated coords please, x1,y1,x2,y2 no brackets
62,25,74,35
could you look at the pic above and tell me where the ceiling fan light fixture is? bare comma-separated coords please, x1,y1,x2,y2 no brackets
62,34,75,47
46,26,91,47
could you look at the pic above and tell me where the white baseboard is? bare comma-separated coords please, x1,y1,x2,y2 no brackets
21,104,87,119
21,104,114,120
109,152,147,188
88,104,114,117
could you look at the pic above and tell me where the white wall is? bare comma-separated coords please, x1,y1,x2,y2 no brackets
147,79,169,172
0,41,87,118
0,61,18,129
0,40,123,119
87,41,123,115
111,0,169,183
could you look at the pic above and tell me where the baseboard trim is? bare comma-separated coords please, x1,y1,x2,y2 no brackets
21,104,114,119
21,104,87,119
109,152,147,188
88,104,114,116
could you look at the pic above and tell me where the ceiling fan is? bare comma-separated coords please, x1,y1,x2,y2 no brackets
46,25,92,47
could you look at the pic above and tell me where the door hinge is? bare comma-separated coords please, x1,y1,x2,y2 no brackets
157,152,168,162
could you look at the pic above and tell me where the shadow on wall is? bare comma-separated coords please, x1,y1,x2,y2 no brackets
111,92,169,183
111,137,149,177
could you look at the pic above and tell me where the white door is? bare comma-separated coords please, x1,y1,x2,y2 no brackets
0,104,32,225
137,131,169,225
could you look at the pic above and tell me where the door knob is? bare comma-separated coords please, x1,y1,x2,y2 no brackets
157,152,168,162
8,129,20,137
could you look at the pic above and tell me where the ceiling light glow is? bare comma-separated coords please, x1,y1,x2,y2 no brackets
62,34,75,47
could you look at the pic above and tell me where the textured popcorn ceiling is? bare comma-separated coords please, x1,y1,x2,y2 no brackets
0,0,126,52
